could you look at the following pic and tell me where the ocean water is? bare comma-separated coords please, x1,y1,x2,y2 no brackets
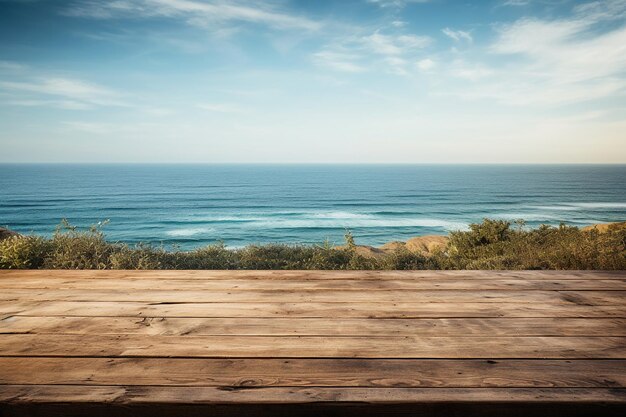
0,164,625,249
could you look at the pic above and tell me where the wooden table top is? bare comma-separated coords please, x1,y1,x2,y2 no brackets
1,270,625,416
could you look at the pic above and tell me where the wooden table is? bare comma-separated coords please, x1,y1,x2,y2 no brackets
0,270,625,416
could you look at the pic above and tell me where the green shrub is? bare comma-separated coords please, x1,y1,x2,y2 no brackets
0,236,52,269
381,247,438,270
163,244,238,269
42,219,117,269
436,220,626,270
0,219,624,270
109,245,163,270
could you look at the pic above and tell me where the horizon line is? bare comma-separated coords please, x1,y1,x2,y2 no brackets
1,162,626,166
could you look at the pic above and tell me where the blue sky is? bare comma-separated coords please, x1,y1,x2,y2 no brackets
0,0,624,163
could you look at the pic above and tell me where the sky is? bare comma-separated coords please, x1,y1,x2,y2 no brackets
0,0,625,163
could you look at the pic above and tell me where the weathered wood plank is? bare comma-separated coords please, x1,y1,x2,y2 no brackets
3,277,624,291
3,387,625,417
0,289,623,305
1,270,623,280
1,385,625,404
3,300,624,318
1,270,625,415
3,316,625,336
1,358,624,388
1,334,624,358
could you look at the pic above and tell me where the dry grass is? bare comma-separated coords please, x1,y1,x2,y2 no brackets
1,219,624,270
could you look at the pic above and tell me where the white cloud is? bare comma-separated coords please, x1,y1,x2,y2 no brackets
416,58,435,71
490,19,585,55
143,107,174,116
450,61,494,81
502,0,530,6
0,77,127,108
367,0,430,8
197,103,243,113
384,56,409,75
491,14,626,86
573,0,626,22
0,61,26,71
441,0,626,106
65,0,321,31
397,34,432,49
363,32,431,55
315,30,432,75
312,51,366,73
442,27,473,42
62,121,113,134
6,99,92,110
362,32,403,55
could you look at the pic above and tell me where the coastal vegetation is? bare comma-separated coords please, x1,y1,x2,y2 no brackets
0,219,624,270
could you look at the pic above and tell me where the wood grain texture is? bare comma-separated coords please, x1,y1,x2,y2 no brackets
1,358,625,388
2,289,624,305
4,316,625,336
0,269,623,280
2,334,625,358
0,269,625,416
2,385,625,417
2,385,625,403
2,277,625,291
3,300,625,318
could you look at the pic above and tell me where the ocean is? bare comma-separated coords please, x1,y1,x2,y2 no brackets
0,164,624,249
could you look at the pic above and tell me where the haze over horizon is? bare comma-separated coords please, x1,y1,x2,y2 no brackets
1,0,625,163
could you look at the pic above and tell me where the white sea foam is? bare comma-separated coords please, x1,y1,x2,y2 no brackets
170,213,467,231
193,212,374,221
248,218,468,230
166,227,214,237
311,211,373,219
493,213,560,221
567,219,606,225
568,202,626,209
528,205,582,211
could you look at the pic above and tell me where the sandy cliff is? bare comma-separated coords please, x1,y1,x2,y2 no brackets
581,221,626,233
350,221,625,259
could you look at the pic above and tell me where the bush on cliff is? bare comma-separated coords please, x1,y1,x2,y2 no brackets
439,220,626,270
1,219,624,270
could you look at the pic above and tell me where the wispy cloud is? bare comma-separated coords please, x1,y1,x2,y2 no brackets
442,27,472,42
197,103,243,113
65,0,321,31
367,0,430,9
491,5,626,83
416,58,435,71
62,121,114,134
0,60,26,71
3,0,625,163
573,0,626,22
0,76,128,109
501,0,530,6
363,31,431,55
312,51,366,73
314,30,432,75
449,60,494,81
5,99,93,110
451,0,626,105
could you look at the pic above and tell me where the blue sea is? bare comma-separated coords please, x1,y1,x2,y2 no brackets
0,164,625,249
